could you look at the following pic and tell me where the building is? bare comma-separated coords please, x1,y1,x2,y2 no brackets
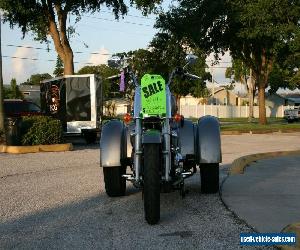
19,85,41,105
180,87,247,106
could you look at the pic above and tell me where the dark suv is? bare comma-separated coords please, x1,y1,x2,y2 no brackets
4,99,42,118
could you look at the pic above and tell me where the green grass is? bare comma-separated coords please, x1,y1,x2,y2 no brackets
221,121,300,132
188,117,300,132
218,117,284,123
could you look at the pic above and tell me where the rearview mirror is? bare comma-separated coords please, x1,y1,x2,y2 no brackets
107,56,122,69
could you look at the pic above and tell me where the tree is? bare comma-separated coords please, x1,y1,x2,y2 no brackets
77,64,119,98
0,0,162,75
268,39,300,93
22,73,52,85
5,78,23,99
225,58,255,121
133,34,210,111
53,55,64,77
156,0,300,124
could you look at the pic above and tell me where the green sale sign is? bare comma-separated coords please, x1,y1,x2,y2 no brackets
141,74,166,117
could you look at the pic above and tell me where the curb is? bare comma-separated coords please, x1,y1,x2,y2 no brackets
0,143,73,154
221,129,300,135
230,150,300,175
281,223,300,250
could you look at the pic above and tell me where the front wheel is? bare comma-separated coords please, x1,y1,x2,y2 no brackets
143,144,161,225
200,163,219,194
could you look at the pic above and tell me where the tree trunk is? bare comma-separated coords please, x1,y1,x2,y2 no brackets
258,85,267,125
62,52,74,75
247,70,255,122
248,87,255,121
46,4,75,76
252,50,273,125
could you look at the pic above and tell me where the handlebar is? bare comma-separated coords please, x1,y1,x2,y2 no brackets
107,57,201,87
167,67,201,85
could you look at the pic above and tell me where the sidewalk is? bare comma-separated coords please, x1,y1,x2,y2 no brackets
221,155,300,233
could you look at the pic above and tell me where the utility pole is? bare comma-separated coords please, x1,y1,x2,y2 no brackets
0,12,5,134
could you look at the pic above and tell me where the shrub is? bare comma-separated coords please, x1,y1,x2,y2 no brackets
0,129,5,144
21,116,64,145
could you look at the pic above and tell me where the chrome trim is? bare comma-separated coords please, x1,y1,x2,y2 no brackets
134,118,142,182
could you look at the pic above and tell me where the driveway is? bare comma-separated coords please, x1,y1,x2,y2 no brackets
1,132,299,249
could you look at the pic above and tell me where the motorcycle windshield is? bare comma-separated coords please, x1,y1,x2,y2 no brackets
141,74,166,117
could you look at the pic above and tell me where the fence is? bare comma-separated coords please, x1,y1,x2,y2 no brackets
180,104,292,118
110,103,293,118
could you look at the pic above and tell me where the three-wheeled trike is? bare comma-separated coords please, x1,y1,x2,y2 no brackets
100,55,222,224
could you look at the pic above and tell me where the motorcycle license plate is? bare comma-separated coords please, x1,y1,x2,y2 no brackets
141,74,166,117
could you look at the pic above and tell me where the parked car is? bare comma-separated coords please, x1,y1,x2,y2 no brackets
4,99,42,118
284,107,300,123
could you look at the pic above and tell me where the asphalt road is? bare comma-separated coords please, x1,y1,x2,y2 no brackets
1,133,300,249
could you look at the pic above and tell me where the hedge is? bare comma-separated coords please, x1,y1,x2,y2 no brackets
21,116,64,145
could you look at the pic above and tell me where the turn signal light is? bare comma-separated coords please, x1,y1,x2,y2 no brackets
174,113,182,123
123,113,132,123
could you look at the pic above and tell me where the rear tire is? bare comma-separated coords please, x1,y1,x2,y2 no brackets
103,166,126,197
200,163,219,194
143,144,160,225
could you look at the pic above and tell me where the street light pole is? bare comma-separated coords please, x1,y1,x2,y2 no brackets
0,12,5,133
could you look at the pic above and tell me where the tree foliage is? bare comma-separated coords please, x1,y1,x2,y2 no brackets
53,55,64,77
4,78,23,99
0,0,162,75
77,64,119,98
156,0,300,124
133,33,210,99
22,73,52,85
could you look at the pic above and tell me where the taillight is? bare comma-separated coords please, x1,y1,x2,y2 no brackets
123,113,132,123
173,113,182,123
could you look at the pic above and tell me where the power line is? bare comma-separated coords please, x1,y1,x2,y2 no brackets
2,55,96,65
5,46,233,64
98,10,156,21
79,23,151,36
3,55,233,69
82,15,153,27
5,44,112,55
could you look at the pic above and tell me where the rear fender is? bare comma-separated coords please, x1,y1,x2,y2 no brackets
100,120,126,167
178,119,196,159
196,116,222,164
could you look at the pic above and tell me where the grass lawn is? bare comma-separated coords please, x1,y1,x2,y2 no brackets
188,117,300,132
220,118,300,132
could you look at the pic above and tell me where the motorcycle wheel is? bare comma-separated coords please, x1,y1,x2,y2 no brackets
103,166,126,197
200,163,219,194
143,143,160,225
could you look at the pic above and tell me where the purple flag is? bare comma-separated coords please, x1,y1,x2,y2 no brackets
120,71,125,92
